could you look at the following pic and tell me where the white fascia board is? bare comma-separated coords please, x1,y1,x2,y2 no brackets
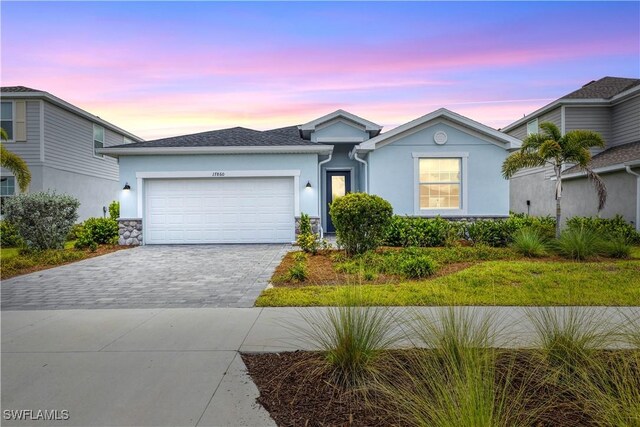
358,108,521,151
299,109,382,132
136,170,301,179
560,164,627,180
98,145,334,157
0,91,144,142
316,136,365,143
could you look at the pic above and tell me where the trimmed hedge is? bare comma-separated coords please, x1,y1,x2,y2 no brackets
566,214,640,244
384,213,556,248
74,217,118,250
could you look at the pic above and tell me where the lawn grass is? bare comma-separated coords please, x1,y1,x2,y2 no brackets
0,241,76,261
257,258,640,307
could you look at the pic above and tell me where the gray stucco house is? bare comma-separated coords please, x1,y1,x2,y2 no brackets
503,77,640,228
0,86,142,220
100,108,520,245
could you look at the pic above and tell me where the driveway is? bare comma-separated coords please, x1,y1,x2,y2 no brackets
1,245,289,310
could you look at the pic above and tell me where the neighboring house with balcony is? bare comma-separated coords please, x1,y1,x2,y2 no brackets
502,77,640,228
0,86,142,220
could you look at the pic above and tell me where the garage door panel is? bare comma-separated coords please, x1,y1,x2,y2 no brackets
145,177,295,244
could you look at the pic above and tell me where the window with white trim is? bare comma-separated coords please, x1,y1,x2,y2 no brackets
418,158,461,209
1,101,14,141
0,176,16,214
93,124,105,157
526,118,538,135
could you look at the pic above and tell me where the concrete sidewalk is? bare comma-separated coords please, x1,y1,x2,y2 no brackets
2,307,638,426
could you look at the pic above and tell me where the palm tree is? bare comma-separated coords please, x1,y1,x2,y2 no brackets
0,128,31,192
502,122,606,238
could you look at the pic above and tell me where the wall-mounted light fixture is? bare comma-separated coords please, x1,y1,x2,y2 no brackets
123,182,131,191
305,181,312,188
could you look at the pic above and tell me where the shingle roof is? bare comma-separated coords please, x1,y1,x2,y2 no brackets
109,126,310,148
0,86,43,93
561,77,640,100
565,141,640,174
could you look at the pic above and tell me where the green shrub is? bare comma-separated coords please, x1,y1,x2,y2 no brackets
399,254,437,278
601,236,632,259
506,212,556,241
287,262,308,282
511,227,547,257
3,192,79,250
74,217,118,249
0,220,23,247
292,251,308,262
108,200,120,220
566,214,640,244
554,227,602,260
330,193,393,256
296,213,319,254
466,219,513,247
384,216,459,247
66,223,85,242
1,249,87,279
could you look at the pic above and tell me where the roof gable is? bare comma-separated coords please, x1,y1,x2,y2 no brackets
299,109,382,139
562,77,640,100
357,108,521,152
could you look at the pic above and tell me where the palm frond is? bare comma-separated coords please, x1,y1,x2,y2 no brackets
565,130,605,151
0,144,32,192
502,151,546,178
520,133,548,152
539,122,562,141
539,139,562,159
0,128,8,141
582,167,607,210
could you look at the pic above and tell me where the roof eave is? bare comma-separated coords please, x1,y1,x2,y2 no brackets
98,145,335,158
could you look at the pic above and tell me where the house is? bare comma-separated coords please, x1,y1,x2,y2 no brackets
502,77,640,228
100,108,520,245
0,86,143,220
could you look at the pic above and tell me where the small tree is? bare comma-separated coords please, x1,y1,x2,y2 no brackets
502,122,606,238
4,192,79,250
329,193,393,256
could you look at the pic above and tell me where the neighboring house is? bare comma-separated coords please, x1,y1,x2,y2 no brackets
100,108,520,245
0,86,143,220
502,77,640,228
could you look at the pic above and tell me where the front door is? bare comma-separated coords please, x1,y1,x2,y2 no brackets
326,171,351,233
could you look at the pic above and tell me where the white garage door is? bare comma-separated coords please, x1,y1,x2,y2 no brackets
145,177,295,244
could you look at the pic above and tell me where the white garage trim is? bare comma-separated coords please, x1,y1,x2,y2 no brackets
143,175,297,244
135,170,301,227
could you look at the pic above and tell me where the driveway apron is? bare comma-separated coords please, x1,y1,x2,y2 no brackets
1,244,288,310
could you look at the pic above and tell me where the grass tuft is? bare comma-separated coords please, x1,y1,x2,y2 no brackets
554,227,602,260
511,227,547,257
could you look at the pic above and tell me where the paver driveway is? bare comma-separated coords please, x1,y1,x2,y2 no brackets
1,245,288,310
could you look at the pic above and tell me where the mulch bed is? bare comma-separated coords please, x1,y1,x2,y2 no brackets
271,250,475,288
242,350,634,427
1,244,132,280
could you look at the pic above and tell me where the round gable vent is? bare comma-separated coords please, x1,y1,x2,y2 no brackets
434,131,448,145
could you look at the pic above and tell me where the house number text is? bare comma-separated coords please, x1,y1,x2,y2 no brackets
211,172,226,177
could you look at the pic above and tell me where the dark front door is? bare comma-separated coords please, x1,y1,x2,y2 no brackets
326,171,351,233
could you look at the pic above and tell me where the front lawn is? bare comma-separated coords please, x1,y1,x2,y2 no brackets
0,243,129,280
257,247,640,306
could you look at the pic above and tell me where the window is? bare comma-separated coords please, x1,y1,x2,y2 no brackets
1,101,14,140
93,124,105,157
418,158,461,209
0,176,16,215
526,118,538,135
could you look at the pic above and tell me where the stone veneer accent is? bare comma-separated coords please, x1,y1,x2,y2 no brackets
294,216,321,235
118,218,143,246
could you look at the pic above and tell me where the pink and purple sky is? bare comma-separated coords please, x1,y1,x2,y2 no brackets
2,1,639,140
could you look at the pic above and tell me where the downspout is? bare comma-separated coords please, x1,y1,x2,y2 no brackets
317,153,332,238
352,149,368,194
625,165,640,231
